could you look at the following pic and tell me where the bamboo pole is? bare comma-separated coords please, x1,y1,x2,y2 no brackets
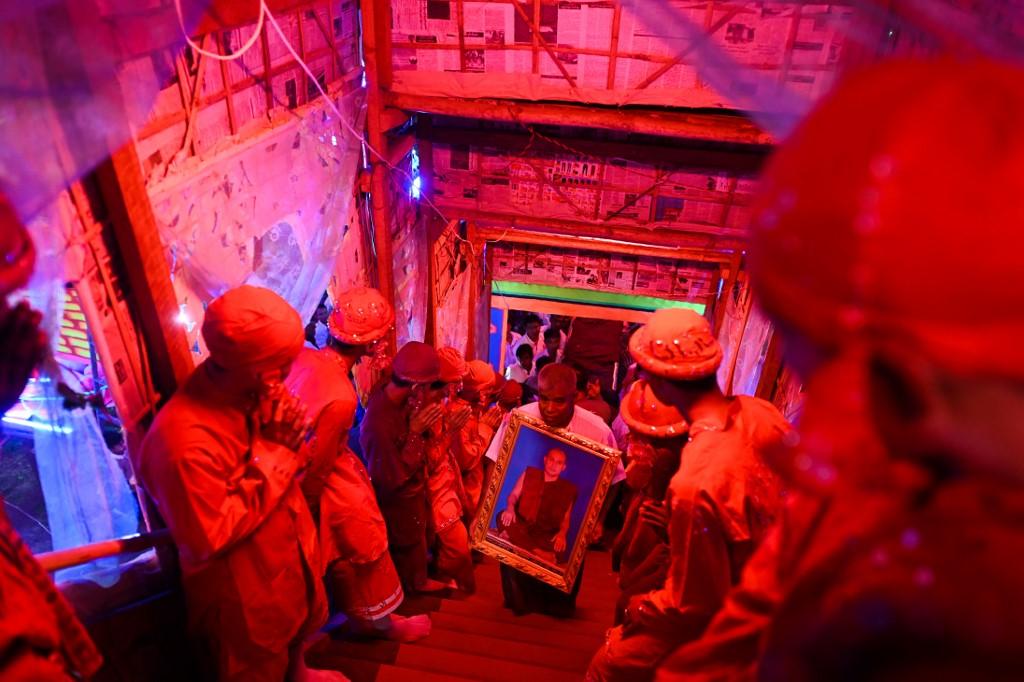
362,0,397,352
36,530,173,573
386,92,772,145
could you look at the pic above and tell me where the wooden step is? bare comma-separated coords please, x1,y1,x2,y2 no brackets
392,644,583,682
407,626,594,672
439,598,611,633
428,610,603,652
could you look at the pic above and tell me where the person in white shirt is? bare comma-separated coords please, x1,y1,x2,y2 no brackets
512,313,544,359
504,343,534,383
536,327,564,363
486,363,621,617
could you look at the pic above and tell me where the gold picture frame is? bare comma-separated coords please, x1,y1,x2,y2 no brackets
470,411,621,593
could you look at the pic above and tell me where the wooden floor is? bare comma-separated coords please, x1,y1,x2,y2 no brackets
307,551,618,681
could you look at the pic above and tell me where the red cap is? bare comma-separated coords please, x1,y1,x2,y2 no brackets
392,342,440,383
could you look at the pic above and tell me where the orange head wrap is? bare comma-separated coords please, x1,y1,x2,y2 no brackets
464,360,497,392
436,346,468,383
202,285,304,374
0,194,35,297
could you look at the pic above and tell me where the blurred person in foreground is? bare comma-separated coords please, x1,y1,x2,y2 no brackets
135,285,343,681
587,310,789,681
286,287,429,642
0,194,103,680
658,58,1024,681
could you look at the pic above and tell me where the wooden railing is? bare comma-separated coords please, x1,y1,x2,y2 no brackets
35,529,174,572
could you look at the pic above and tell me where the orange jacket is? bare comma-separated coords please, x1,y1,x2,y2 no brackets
135,363,326,676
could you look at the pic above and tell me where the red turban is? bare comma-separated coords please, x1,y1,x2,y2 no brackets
750,58,1024,381
0,194,35,297
202,285,304,374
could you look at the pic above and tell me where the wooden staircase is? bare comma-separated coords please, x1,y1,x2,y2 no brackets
307,551,618,681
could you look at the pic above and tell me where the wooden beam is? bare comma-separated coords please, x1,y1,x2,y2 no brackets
511,0,577,91
474,224,735,263
713,251,743,335
637,8,741,90
93,147,195,400
441,205,744,254
419,124,768,172
386,92,772,145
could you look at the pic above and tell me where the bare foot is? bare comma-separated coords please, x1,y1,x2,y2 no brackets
385,614,432,642
288,638,350,682
415,577,456,593
291,668,349,682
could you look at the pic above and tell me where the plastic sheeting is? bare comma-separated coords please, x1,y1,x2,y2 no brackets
148,89,367,341
16,198,141,586
0,0,195,222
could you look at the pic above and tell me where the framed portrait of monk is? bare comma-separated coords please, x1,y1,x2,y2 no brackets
471,412,621,592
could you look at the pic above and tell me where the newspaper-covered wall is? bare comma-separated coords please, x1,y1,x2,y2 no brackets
388,1,852,108
431,139,756,239
391,158,431,347
491,242,716,302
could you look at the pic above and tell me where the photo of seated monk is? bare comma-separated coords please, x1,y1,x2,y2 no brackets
495,448,578,565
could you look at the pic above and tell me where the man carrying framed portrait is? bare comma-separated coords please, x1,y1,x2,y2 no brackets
479,363,622,617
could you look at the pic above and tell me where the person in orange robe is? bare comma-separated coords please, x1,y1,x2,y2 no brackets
451,360,503,520
657,59,1024,681
135,285,342,682
0,195,103,681
360,342,450,594
497,447,578,565
587,309,789,682
611,380,688,625
423,347,476,593
286,287,429,642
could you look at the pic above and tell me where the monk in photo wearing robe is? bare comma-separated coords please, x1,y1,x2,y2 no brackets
360,342,449,594
658,59,1024,681
588,309,789,682
0,194,103,681
485,362,618,617
286,287,429,642
135,285,342,682
497,448,577,565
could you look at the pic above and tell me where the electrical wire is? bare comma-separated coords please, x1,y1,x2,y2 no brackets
173,0,266,62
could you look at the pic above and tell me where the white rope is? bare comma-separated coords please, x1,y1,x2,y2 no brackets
261,1,454,228
173,0,265,61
